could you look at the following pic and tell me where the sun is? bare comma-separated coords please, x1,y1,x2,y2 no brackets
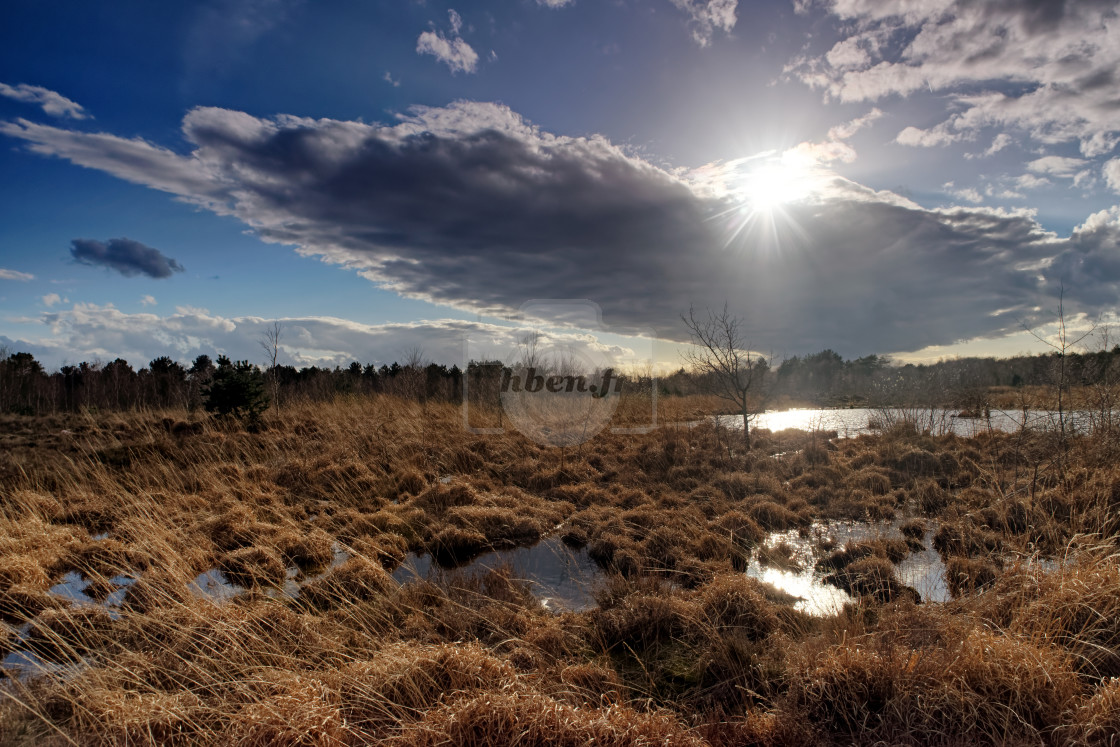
738,154,816,212
711,151,821,254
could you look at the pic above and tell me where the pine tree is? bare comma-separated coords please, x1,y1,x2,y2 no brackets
203,355,269,427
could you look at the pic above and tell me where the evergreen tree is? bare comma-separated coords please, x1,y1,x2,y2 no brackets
203,356,269,426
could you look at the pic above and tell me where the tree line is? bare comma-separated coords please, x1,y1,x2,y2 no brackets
0,350,466,416
3,344,1120,417
659,346,1120,407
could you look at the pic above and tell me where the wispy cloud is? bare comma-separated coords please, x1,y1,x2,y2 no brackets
417,9,479,74
669,0,737,47
1105,159,1120,195
1027,156,1088,178
0,268,35,281
786,1,1120,158
0,82,87,119
70,238,185,279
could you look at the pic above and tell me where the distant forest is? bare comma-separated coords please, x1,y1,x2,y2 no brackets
1,345,1119,416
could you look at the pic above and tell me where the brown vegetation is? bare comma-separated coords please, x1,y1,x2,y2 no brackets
0,395,1118,744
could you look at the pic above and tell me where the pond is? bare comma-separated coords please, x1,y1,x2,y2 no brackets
715,407,1095,438
393,536,601,612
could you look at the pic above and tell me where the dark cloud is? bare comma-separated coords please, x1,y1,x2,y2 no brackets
70,238,185,279
3,102,1116,355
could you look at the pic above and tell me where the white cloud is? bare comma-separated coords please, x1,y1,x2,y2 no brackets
0,269,35,281
1074,169,1097,190
4,99,1117,356
781,108,882,167
535,0,574,7
787,1,1120,158
4,303,641,372
416,10,478,74
383,71,400,88
1026,156,1087,178
974,133,1013,158
0,82,87,119
827,108,883,141
942,182,983,204
669,0,738,47
1103,158,1120,194
1013,173,1051,190
41,293,62,307
896,123,962,148
140,294,157,306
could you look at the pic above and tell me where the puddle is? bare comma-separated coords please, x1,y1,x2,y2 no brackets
1,622,75,680
747,520,949,615
195,543,354,603
1,569,138,679
263,544,352,601
189,569,242,602
392,536,602,612
48,571,137,619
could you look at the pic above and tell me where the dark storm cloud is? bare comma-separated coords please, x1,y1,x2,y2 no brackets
3,101,1114,355
70,238,185,278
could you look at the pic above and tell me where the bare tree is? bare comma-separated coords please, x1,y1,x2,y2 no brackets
399,346,427,401
258,322,282,409
682,304,767,448
1020,285,1095,441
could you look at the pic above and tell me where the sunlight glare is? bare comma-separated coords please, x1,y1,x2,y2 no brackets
738,152,816,213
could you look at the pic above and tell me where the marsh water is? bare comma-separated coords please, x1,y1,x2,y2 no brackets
392,535,600,612
748,520,950,616
715,407,1094,438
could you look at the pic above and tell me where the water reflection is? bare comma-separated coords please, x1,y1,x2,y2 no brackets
715,407,1094,439
49,571,136,618
747,520,949,615
393,536,601,612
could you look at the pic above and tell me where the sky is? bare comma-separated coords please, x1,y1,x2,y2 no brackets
1,0,1119,372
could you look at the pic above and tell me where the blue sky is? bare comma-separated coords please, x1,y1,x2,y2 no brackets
1,0,1119,371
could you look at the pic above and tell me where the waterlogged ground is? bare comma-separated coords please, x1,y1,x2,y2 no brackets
4,400,1120,744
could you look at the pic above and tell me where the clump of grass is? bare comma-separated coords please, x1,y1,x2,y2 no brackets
300,555,396,609
1066,677,1120,745
335,641,520,734
899,517,926,540
218,545,286,588
785,622,1081,744
275,527,335,569
744,500,801,531
389,691,704,747
824,557,919,603
932,520,1002,559
699,574,780,640
946,555,999,597
756,540,802,572
229,670,348,745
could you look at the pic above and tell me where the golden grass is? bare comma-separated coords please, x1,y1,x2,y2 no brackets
0,395,1119,744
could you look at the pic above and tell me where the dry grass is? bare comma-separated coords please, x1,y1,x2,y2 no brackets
0,395,1119,744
